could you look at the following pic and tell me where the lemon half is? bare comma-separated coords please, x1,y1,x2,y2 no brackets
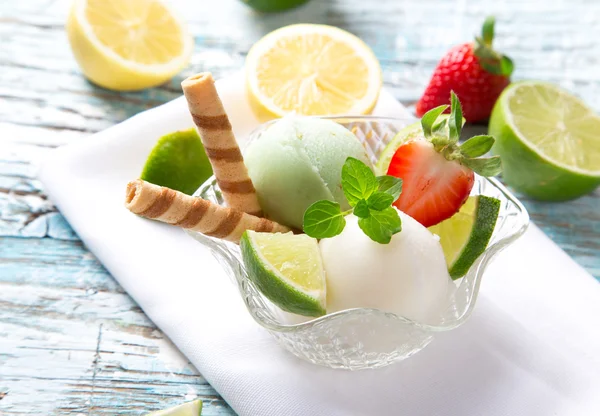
67,0,194,91
246,24,382,121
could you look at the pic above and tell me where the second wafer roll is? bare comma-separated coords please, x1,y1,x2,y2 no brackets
125,180,289,243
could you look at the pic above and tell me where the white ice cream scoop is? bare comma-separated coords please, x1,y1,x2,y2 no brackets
319,210,451,324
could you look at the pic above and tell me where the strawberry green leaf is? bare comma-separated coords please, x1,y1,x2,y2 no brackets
376,175,403,202
448,92,463,143
341,157,378,206
460,135,495,158
462,156,502,177
367,192,394,211
500,55,514,76
481,16,495,45
421,105,449,139
354,199,371,218
432,118,448,135
358,207,402,244
303,200,346,239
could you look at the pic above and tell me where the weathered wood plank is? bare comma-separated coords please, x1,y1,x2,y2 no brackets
0,237,234,415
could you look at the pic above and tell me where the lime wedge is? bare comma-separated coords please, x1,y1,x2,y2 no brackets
240,231,326,317
148,399,202,416
429,195,500,279
241,0,310,12
375,115,451,175
489,81,600,200
141,129,213,195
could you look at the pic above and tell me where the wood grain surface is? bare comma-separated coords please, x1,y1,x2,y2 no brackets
1,0,598,414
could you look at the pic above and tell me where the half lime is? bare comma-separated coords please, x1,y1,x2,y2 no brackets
141,129,213,195
489,81,600,200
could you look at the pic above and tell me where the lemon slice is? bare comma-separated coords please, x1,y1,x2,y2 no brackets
240,231,326,317
67,0,193,91
246,24,382,121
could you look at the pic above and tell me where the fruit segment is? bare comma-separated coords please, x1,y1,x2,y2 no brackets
148,399,202,416
388,140,474,228
429,195,501,279
241,231,326,317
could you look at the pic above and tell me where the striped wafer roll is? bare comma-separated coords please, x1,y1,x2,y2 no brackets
181,72,262,217
125,180,289,243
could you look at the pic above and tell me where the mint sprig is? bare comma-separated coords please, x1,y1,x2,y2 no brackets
302,157,403,244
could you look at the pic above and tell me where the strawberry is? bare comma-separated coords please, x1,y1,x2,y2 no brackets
388,93,502,227
415,16,513,123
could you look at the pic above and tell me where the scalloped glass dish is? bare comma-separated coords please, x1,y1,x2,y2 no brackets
186,116,529,370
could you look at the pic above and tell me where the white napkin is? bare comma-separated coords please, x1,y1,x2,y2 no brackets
39,73,600,416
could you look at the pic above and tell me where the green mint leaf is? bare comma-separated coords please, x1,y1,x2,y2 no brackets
358,206,402,244
420,105,449,139
367,192,394,211
461,156,502,177
460,135,495,158
341,157,377,206
303,200,346,239
354,199,370,218
449,92,463,143
376,175,403,202
481,16,495,45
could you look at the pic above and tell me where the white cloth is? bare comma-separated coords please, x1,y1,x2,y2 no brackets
39,73,600,416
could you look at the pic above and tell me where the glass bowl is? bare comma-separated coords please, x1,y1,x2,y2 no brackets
186,116,529,370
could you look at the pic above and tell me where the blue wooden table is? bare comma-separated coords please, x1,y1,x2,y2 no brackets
1,0,598,414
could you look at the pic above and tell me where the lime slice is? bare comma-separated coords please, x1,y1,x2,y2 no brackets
489,81,600,200
140,129,213,195
429,195,500,279
375,115,451,175
240,231,326,317
148,399,202,416
241,0,310,12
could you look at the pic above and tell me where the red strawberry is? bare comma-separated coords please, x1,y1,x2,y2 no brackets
388,93,502,227
416,16,513,123
388,140,474,227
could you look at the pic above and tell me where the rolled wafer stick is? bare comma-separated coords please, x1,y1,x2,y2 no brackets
125,179,289,243
181,72,262,217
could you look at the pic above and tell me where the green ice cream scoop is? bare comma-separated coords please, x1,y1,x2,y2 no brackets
244,117,372,229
